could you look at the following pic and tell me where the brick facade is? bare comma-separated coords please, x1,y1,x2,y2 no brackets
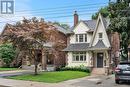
108,32,120,66
1,23,68,69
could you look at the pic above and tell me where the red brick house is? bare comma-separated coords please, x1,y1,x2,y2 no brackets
1,22,71,70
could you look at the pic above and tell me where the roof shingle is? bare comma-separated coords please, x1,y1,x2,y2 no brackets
63,43,90,51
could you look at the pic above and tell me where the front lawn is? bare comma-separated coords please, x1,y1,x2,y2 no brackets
0,68,19,71
9,71,89,83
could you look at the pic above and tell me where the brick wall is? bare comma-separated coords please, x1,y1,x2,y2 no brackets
108,32,120,66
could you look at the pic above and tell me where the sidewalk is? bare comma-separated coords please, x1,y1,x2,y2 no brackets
0,70,34,77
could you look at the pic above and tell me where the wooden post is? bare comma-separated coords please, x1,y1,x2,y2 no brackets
41,50,47,70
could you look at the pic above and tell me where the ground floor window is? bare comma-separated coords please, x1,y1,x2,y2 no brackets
72,52,86,62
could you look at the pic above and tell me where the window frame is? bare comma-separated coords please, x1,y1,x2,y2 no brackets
72,52,87,62
98,33,103,39
75,34,87,43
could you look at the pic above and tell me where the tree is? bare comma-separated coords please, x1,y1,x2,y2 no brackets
53,22,70,30
109,0,130,61
1,17,58,75
92,6,110,19
0,43,16,67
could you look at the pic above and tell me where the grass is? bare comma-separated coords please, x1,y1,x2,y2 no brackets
8,71,90,83
0,68,19,71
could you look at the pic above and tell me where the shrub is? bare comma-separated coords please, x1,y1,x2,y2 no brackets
58,65,90,73
0,43,16,67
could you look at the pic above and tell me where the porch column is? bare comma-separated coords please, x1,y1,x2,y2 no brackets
105,51,109,67
90,51,94,67
41,50,47,70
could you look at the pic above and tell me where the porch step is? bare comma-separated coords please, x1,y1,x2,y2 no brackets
91,68,105,75
47,65,55,71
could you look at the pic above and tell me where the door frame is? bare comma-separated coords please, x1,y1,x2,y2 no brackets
96,52,104,68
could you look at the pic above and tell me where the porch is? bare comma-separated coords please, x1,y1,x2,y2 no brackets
22,44,66,71
90,49,110,75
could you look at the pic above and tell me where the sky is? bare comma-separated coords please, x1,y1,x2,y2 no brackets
0,0,109,32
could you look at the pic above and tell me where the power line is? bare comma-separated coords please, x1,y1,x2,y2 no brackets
0,12,94,24
15,6,100,15
16,2,108,13
0,2,108,24
13,8,98,18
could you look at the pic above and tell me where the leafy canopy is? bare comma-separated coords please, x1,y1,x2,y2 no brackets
92,6,110,19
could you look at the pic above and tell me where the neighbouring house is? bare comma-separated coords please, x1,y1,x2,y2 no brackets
63,11,120,75
1,21,70,71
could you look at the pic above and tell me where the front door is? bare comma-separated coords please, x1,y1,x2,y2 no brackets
97,53,103,68
46,54,54,65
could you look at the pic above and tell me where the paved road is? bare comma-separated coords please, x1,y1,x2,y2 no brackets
0,70,34,77
63,75,130,87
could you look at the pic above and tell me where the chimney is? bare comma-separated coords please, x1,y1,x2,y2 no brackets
74,11,78,27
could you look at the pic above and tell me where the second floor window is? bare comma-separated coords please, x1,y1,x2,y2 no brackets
76,34,87,42
79,34,83,42
99,33,103,39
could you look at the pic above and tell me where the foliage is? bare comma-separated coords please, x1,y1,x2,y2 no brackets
92,6,110,19
109,0,130,60
1,17,62,75
53,21,70,30
57,65,90,73
0,43,16,67
9,71,89,83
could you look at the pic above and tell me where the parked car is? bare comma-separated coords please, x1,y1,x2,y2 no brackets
115,62,130,84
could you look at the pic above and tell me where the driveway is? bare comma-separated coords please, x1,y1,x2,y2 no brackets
62,75,130,87
0,72,129,87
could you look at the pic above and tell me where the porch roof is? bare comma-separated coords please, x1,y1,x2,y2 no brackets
63,43,90,51
63,40,110,52
91,40,110,50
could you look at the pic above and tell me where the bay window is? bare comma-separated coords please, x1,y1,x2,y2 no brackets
72,52,86,62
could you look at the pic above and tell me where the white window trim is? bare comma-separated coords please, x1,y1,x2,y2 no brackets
75,34,87,43
98,32,103,40
72,52,87,62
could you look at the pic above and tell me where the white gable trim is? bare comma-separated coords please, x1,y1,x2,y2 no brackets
90,13,110,47
72,20,91,32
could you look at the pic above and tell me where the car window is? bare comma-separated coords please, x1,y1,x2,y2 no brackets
118,64,130,70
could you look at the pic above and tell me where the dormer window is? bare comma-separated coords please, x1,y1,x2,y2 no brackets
76,34,87,42
99,33,103,39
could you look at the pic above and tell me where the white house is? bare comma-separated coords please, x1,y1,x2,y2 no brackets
63,12,112,74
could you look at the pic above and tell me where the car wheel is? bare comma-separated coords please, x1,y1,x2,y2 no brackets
115,80,120,84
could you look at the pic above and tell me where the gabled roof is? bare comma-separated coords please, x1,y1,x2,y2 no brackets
92,40,107,49
69,18,109,33
83,20,97,30
63,43,90,51
53,25,72,35
90,13,111,47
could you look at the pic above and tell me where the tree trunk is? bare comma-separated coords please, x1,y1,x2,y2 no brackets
34,62,38,75
34,50,38,75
